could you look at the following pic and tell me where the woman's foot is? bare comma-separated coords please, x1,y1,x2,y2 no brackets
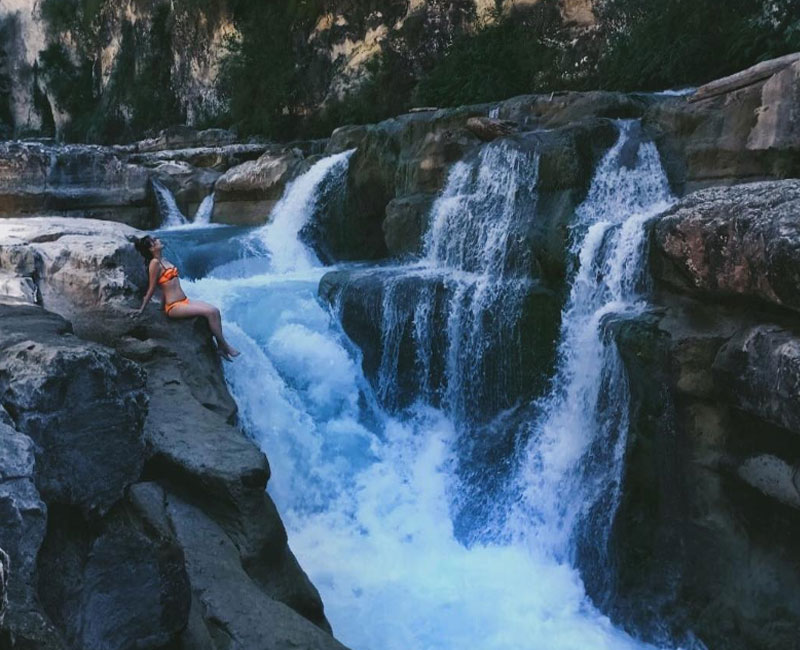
218,343,240,361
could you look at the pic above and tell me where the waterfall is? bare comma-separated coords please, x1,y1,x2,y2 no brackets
152,179,189,227
193,192,215,225
177,130,677,650
503,120,673,564
370,141,545,418
252,149,354,273
152,178,218,229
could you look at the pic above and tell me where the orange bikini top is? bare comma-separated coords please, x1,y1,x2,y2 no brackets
157,262,179,285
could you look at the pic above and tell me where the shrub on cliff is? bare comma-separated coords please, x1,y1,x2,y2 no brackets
596,0,800,90
415,9,565,107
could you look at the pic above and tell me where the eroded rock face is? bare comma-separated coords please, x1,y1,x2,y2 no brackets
651,180,800,312
608,176,800,649
611,306,800,650
0,143,154,227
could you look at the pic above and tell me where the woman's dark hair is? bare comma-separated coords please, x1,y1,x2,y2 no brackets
132,235,155,267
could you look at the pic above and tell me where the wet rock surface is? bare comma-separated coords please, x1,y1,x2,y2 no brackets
0,218,346,649
608,176,800,649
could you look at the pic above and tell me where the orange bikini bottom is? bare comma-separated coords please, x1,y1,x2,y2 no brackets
164,297,189,315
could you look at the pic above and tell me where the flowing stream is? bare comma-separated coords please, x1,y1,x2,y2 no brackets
164,121,677,650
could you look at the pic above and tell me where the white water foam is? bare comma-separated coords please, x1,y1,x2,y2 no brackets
251,149,354,273
184,139,677,650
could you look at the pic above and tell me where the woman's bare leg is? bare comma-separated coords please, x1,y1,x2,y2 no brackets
167,300,240,358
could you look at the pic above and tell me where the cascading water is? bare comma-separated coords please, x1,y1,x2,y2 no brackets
152,179,189,227
193,192,215,225
152,178,217,229
502,121,674,568
174,122,678,650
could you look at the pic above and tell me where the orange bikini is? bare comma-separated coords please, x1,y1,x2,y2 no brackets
158,261,189,315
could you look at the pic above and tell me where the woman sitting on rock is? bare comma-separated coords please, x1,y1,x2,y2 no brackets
131,235,240,361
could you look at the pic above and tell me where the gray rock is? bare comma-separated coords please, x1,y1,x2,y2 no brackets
652,180,800,312
0,420,59,648
0,546,7,626
165,493,346,650
714,325,800,435
0,217,147,321
737,454,800,510
0,304,147,516
127,143,270,172
0,142,154,228
37,503,190,650
383,193,435,257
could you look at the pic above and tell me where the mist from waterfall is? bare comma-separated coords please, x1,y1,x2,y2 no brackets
177,125,678,650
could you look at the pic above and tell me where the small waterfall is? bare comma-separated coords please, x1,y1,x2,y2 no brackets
253,149,354,273
193,193,215,225
503,120,673,570
153,178,218,229
152,179,189,227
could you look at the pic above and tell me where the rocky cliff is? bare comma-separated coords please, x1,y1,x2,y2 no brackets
0,0,597,141
0,219,348,649
1,50,799,650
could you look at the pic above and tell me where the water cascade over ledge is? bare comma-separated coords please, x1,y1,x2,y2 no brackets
168,121,679,650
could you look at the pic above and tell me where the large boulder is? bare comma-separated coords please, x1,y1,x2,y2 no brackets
651,180,800,312
213,149,305,225
0,304,147,516
0,217,146,321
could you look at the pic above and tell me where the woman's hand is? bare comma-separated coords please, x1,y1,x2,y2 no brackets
128,307,144,319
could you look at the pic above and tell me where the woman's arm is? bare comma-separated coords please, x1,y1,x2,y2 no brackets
135,259,160,314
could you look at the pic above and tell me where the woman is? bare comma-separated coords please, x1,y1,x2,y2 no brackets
131,235,240,361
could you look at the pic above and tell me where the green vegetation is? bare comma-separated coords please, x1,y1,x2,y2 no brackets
27,0,800,142
414,6,565,107
595,0,800,91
